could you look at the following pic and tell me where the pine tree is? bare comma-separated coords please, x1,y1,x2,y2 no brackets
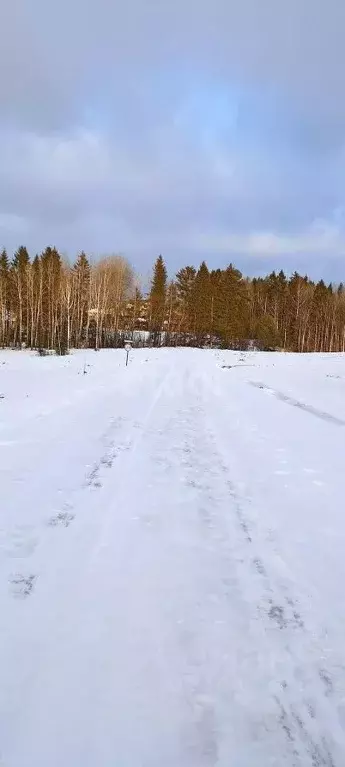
276,270,288,347
210,268,223,340
309,280,331,352
165,281,179,338
192,261,211,344
213,264,249,345
149,255,167,337
0,249,10,346
175,266,196,333
255,315,281,349
73,251,91,347
0,248,9,273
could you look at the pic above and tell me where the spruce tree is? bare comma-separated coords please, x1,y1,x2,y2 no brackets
73,252,91,347
213,264,249,345
149,255,167,337
255,315,281,349
0,248,9,273
0,249,9,346
192,261,211,344
175,265,196,333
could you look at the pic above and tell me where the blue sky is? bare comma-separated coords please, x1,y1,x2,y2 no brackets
1,0,345,281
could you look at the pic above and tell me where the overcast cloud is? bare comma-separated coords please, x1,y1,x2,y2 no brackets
1,0,345,279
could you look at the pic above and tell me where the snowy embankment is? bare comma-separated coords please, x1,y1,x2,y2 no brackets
1,347,345,765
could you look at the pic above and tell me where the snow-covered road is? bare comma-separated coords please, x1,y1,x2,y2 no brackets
1,348,345,765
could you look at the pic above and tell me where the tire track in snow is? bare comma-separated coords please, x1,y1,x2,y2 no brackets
249,381,345,426
201,404,345,765
2,356,345,766
154,386,343,764
89,365,175,562
133,399,223,765
83,416,138,490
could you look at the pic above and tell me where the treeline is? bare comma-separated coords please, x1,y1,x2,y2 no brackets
1,247,345,352
0,248,133,351
149,257,345,352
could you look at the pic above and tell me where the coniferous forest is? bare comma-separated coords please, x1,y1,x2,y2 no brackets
0,246,345,352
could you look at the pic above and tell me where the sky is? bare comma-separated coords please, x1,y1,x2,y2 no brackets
1,0,345,281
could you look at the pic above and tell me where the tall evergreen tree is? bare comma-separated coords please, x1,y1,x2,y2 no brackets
0,249,10,346
0,248,9,273
255,315,281,349
212,264,249,344
175,265,196,332
192,261,211,343
73,251,91,347
149,255,167,335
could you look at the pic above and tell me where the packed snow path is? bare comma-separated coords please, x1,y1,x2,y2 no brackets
1,348,345,766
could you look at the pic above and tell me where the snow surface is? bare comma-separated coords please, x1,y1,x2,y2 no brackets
1,347,345,765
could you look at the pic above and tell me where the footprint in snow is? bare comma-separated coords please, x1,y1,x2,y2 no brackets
267,598,304,630
268,603,287,629
9,573,37,598
48,510,75,528
252,557,267,577
100,455,113,468
319,668,334,697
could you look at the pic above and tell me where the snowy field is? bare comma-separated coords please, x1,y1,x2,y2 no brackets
1,347,345,766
